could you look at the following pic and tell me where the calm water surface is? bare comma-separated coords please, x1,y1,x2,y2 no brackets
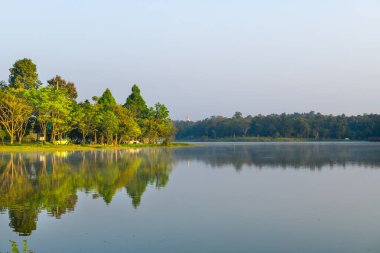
1,142,380,252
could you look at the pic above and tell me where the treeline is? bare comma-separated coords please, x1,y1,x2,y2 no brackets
175,112,380,140
0,58,175,145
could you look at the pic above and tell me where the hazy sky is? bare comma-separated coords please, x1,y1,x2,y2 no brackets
1,0,379,120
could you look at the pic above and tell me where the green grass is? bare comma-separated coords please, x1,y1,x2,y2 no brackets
0,142,191,152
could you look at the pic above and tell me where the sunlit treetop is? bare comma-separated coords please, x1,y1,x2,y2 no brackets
47,75,78,99
8,58,41,90
98,88,116,110
124,84,148,118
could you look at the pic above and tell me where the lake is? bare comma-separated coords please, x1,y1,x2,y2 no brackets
1,142,380,253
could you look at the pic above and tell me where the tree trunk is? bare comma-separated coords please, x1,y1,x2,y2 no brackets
51,124,55,143
51,129,55,144
107,134,112,145
94,131,97,144
43,127,47,145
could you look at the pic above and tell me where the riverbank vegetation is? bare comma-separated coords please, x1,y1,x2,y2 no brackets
175,112,380,141
0,58,175,146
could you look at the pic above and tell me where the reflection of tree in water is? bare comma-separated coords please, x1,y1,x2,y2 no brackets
0,149,173,236
126,149,172,208
173,143,380,171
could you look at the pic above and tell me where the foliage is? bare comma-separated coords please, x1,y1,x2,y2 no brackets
8,58,41,90
0,89,32,144
0,129,7,144
0,58,175,145
112,104,141,144
47,75,78,99
77,100,97,144
100,110,119,144
49,86,76,141
98,88,116,110
124,84,148,119
26,86,54,142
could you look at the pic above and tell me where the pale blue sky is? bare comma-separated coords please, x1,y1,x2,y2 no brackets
1,0,379,120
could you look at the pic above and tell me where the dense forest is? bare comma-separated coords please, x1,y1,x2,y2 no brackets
0,58,175,145
175,112,380,141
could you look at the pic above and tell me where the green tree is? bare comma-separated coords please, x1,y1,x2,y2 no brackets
92,103,104,144
100,111,118,144
112,104,141,144
124,85,148,118
141,107,158,144
26,86,53,143
77,100,97,144
0,89,32,144
141,104,174,144
154,103,175,144
98,88,116,110
47,75,78,99
8,58,41,89
159,121,176,145
49,87,76,142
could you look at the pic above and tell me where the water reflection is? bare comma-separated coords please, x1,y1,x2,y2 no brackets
1,143,380,237
173,143,380,170
0,149,173,236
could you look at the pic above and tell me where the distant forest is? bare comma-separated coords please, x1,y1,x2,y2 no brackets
175,112,380,141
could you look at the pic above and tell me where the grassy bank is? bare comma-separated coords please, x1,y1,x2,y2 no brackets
0,142,191,152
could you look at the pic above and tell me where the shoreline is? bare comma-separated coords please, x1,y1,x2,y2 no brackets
0,142,191,152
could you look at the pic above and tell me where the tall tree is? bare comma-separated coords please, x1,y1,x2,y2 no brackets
27,86,53,143
49,87,76,142
9,58,41,89
92,103,104,144
124,85,148,118
77,100,97,144
98,88,116,111
100,111,118,144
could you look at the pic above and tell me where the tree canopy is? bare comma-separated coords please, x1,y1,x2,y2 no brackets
8,58,41,89
98,88,117,110
124,84,148,118
47,75,78,99
0,58,175,145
